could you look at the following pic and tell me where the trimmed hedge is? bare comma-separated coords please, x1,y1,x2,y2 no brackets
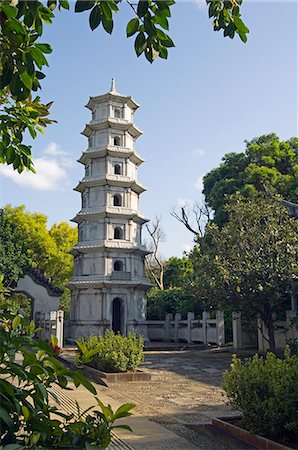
222,349,298,442
76,330,144,373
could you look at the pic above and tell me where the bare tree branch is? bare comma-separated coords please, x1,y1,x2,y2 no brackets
145,216,166,290
171,201,213,239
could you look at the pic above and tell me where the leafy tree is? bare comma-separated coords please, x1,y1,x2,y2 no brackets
1,205,77,316
147,256,203,318
147,286,202,319
164,256,194,289
0,0,248,173
203,134,298,225
0,208,30,287
191,196,298,351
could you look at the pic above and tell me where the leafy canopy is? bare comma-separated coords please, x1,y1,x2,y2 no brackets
203,134,298,225
0,0,248,172
190,196,298,350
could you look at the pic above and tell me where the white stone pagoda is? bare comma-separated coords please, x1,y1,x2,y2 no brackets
68,80,151,340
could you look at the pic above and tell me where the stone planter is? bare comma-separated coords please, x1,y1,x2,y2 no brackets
84,363,151,384
57,355,151,385
212,417,294,450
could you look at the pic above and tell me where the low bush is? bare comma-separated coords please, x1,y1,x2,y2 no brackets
76,330,144,373
222,350,298,442
0,307,134,449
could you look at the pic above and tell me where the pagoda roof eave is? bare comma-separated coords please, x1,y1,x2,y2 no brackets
85,93,140,111
81,121,142,138
73,176,146,193
69,242,151,256
77,147,144,165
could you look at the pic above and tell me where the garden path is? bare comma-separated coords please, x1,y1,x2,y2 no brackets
58,347,238,449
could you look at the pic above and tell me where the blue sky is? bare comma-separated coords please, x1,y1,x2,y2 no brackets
0,1,297,257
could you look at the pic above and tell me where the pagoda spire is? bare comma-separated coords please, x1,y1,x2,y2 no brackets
110,77,116,93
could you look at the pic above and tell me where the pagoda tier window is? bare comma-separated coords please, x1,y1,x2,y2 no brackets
113,194,122,207
114,260,123,271
114,108,121,119
113,136,121,146
114,226,123,240
114,163,121,175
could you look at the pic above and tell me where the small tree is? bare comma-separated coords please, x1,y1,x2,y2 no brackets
191,196,298,351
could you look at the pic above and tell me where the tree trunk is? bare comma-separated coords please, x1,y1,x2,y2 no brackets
266,313,276,352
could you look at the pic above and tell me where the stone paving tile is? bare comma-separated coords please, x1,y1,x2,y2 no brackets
95,349,235,448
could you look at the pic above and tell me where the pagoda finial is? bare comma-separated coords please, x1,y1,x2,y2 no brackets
110,77,116,93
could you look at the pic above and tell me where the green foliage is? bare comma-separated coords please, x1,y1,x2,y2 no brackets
76,330,144,373
146,256,202,319
287,338,298,356
0,302,134,449
207,0,249,42
203,134,298,225
0,209,30,287
147,286,202,319
0,300,133,449
190,196,298,350
0,205,77,315
223,351,298,442
164,256,194,289
0,0,248,172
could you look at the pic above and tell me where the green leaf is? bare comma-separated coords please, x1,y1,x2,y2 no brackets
102,17,113,34
36,71,46,80
113,403,135,420
22,405,30,420
2,4,18,19
7,17,26,35
89,6,101,31
0,63,13,89
70,370,96,394
233,16,249,34
101,1,112,21
159,46,168,59
154,14,169,30
126,18,139,37
238,31,247,43
19,71,33,90
6,147,15,164
0,406,14,430
30,47,49,69
144,15,156,37
23,52,35,76
31,432,41,445
35,43,52,54
75,1,95,12
137,0,148,18
12,315,21,330
134,32,146,56
59,0,70,9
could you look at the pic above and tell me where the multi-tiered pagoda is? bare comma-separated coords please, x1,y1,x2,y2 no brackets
68,80,151,340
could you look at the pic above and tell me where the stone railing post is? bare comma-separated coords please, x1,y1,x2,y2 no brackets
187,312,195,344
216,311,225,346
202,311,210,344
232,312,242,350
56,310,64,348
174,313,181,342
164,313,173,342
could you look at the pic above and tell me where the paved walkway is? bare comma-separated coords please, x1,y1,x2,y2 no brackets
55,347,238,449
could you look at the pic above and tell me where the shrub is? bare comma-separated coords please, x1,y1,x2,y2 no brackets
222,350,298,442
76,330,144,373
0,297,134,449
